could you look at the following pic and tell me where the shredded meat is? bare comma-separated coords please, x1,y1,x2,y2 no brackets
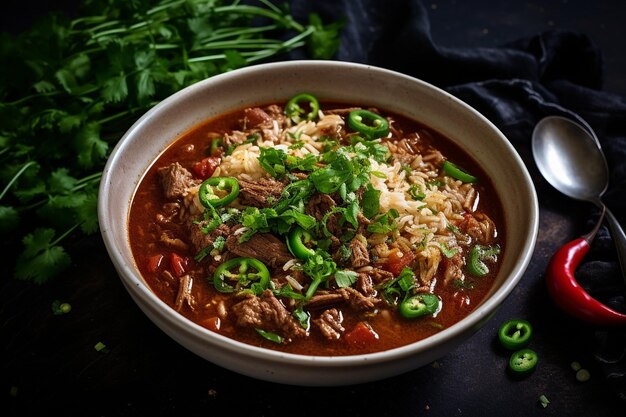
225,230,293,268
305,288,378,311
460,212,496,244
188,221,230,253
305,291,345,310
238,177,285,208
305,193,336,221
356,273,376,297
242,107,272,129
158,162,198,199
312,308,345,340
174,275,195,311
159,232,189,252
231,290,306,340
349,234,370,268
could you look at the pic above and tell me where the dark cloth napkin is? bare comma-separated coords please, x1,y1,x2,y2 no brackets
289,0,626,399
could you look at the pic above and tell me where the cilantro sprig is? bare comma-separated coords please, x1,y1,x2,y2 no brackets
0,0,342,284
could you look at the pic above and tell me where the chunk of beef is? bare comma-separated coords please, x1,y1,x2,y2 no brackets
238,177,285,208
158,163,198,199
187,221,230,253
242,107,272,129
225,231,293,268
305,288,378,312
305,193,336,221
231,289,306,340
366,267,394,285
340,287,377,311
356,273,376,297
305,291,345,310
313,308,345,340
349,234,370,268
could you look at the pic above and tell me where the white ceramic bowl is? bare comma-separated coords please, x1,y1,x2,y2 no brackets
98,60,538,386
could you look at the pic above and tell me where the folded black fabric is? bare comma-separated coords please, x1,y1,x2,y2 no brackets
290,0,626,400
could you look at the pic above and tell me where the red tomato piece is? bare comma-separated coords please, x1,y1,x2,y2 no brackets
203,317,221,332
170,252,188,277
192,156,220,180
384,249,415,276
147,254,164,273
345,321,379,345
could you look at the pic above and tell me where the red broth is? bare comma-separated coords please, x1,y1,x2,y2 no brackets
129,101,505,356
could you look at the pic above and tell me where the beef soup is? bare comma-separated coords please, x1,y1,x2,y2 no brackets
129,95,505,356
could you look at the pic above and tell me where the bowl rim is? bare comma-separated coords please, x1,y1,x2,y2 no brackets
98,59,539,367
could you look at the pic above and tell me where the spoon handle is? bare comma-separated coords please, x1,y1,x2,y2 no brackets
605,207,626,285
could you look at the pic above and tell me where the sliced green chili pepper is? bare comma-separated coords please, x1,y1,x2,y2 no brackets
212,257,270,293
285,93,320,122
399,293,440,319
347,109,389,139
509,348,538,376
499,319,533,350
198,176,239,209
467,244,501,276
442,160,478,183
286,227,316,259
210,137,222,156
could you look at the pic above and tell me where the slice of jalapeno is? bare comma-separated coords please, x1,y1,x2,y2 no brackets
347,109,390,139
498,319,533,350
285,93,320,122
467,244,501,277
442,160,478,183
212,257,270,293
509,348,538,376
198,176,239,209
399,293,440,319
286,227,316,259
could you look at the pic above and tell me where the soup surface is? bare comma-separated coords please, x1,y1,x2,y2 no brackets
129,96,505,356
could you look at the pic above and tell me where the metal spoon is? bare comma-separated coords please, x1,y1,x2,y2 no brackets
532,115,626,324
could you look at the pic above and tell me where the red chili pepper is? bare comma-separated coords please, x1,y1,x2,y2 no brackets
546,237,626,326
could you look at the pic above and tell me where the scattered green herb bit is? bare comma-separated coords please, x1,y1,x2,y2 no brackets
94,341,109,353
255,328,284,344
2,0,342,285
361,184,381,219
452,279,475,289
335,270,358,288
576,368,591,382
436,242,458,258
446,224,461,234
302,251,337,300
51,300,72,315
367,209,399,234
408,184,426,200
570,361,582,371
538,394,550,408
292,307,310,330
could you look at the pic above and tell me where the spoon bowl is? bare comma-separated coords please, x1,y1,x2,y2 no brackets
532,116,609,204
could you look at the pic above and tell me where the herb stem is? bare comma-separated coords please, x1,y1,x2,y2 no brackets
50,223,82,247
0,161,37,201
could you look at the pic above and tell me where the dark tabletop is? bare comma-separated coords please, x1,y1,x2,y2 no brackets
2,1,626,416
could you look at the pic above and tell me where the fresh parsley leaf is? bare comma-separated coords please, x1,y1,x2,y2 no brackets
335,269,358,288
15,228,71,285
